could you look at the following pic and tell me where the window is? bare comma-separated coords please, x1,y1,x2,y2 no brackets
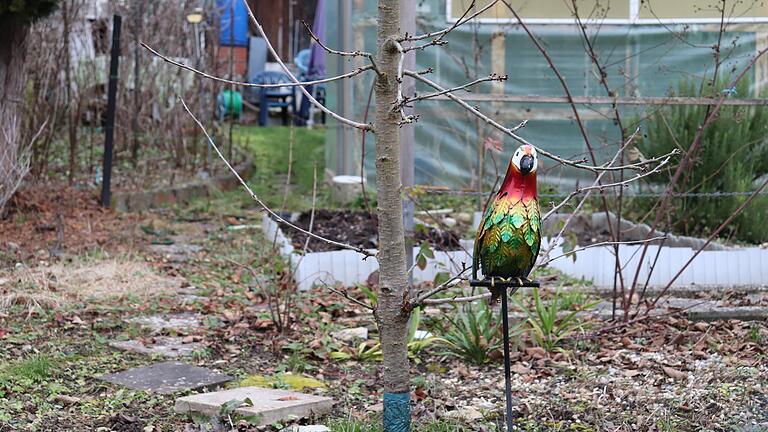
447,0,768,24
638,0,768,22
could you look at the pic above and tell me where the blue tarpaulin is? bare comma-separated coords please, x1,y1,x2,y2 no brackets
307,0,326,78
217,0,249,47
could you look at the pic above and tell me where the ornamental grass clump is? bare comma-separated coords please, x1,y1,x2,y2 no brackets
440,300,506,365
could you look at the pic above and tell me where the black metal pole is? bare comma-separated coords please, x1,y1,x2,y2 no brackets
501,288,514,431
470,279,537,430
101,15,122,207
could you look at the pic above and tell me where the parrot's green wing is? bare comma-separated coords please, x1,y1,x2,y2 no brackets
473,204,493,279
476,195,541,279
523,198,542,274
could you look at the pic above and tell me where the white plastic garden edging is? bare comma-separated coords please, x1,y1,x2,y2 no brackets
263,214,768,290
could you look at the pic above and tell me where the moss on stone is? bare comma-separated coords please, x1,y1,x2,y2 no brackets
239,373,326,391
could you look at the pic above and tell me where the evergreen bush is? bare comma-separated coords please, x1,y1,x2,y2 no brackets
631,78,768,244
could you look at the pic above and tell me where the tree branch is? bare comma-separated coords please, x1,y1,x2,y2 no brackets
141,42,373,89
542,149,678,220
423,291,490,306
404,70,651,173
321,281,374,311
392,40,415,125
624,45,768,319
178,97,375,257
645,178,768,312
534,128,641,272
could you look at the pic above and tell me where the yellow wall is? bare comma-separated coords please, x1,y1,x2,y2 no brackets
449,0,768,21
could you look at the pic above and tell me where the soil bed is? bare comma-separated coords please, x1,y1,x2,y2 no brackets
281,209,463,252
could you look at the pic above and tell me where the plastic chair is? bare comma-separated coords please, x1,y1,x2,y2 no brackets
247,71,296,126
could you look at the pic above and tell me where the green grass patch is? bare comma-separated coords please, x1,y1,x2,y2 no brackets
328,416,472,432
7,355,54,381
234,125,325,192
185,126,331,215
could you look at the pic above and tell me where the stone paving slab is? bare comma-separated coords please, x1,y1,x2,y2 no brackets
330,327,368,342
588,284,768,298
148,243,203,263
502,297,768,322
282,426,330,432
592,299,768,321
99,361,232,394
109,336,203,358
127,313,202,333
687,306,768,322
180,294,207,304
174,387,333,426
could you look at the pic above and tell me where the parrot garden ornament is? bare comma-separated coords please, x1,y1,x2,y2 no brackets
473,144,541,303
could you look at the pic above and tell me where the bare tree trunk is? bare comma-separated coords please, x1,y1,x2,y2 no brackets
0,18,31,215
131,0,146,167
63,0,78,185
374,1,411,430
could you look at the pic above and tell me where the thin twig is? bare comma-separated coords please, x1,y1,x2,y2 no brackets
409,265,471,309
625,45,768,319
540,236,668,266
392,40,415,125
402,0,499,42
401,38,448,53
423,291,490,306
503,0,631,306
543,151,677,220
360,82,375,219
401,74,507,107
178,96,374,257
301,20,382,75
534,128,642,272
321,281,374,310
645,178,768,312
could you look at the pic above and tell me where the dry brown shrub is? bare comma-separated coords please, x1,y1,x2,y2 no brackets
0,256,182,310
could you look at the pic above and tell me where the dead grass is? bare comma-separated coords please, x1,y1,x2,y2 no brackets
0,255,182,310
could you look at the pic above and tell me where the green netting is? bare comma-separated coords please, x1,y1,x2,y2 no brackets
324,0,761,190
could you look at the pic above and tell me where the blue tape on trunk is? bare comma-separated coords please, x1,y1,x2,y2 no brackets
383,392,411,432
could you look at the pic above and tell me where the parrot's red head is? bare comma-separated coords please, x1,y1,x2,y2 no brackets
499,144,538,200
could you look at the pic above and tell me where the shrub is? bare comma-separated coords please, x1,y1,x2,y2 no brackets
632,77,768,244
440,300,506,365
